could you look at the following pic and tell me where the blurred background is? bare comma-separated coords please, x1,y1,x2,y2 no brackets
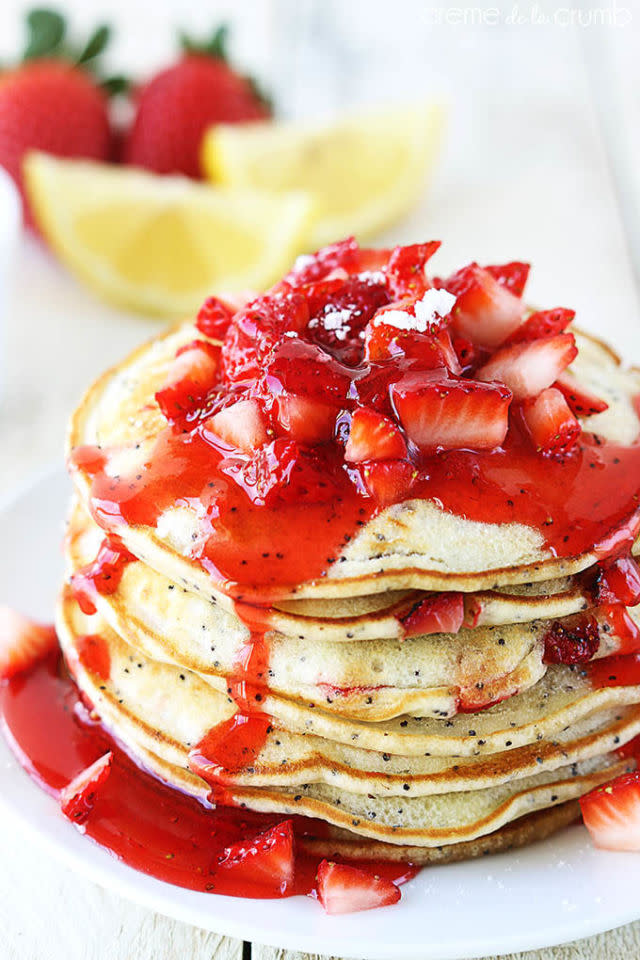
0,0,638,496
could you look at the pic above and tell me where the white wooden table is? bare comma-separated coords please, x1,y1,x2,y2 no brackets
1,2,640,957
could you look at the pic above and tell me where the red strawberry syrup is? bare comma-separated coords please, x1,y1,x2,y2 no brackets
0,650,417,899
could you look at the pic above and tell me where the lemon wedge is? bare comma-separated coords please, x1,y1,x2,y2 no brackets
202,104,444,248
24,152,314,318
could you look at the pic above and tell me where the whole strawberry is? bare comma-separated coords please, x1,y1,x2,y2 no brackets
0,9,124,226
124,25,270,178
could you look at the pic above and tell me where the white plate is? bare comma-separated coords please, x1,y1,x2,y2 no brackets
2,467,640,960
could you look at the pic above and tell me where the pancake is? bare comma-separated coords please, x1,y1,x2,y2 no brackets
65,504,640,722
67,323,640,605
56,592,635,848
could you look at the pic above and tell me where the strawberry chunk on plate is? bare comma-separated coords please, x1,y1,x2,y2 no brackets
316,860,401,914
60,752,113,825
196,296,235,341
580,771,640,851
401,592,465,637
477,333,577,401
521,387,581,457
212,820,295,894
345,407,407,463
204,398,270,453
0,605,57,679
446,263,524,348
390,371,512,452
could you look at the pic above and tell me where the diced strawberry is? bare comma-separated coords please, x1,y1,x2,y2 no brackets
521,387,581,457
316,860,401,915
0,606,57,679
221,291,310,383
345,407,407,463
360,459,418,506
275,394,337,445
452,335,480,371
580,771,640,851
307,275,390,365
60,752,113,825
507,307,575,344
263,339,353,403
477,333,577,401
364,311,460,374
196,296,234,341
542,613,600,664
156,340,220,422
555,372,609,417
286,237,360,286
222,439,340,506
385,242,440,297
401,592,464,637
390,371,512,452
594,556,640,607
212,820,295,894
204,398,270,453
485,261,530,297
357,247,392,273
446,263,524,347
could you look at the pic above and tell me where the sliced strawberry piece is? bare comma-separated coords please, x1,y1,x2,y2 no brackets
263,339,353,403
357,247,392,273
401,592,464,637
364,311,460,374
345,407,407,463
0,606,57,679
60,752,113,825
307,275,390,365
156,340,220,422
286,237,360,286
452,335,480,372
485,261,530,297
542,613,600,664
316,860,401,915
477,333,577,401
594,556,640,607
446,263,524,347
360,459,418,506
221,291,309,383
275,394,337,445
385,241,440,297
204,398,270,453
212,820,295,894
580,771,640,851
555,372,609,417
390,371,512,452
521,387,581,457
507,307,575,344
196,296,234,341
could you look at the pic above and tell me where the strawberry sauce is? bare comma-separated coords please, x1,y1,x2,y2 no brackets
0,650,416,898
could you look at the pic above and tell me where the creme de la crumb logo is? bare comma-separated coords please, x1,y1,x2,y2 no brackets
422,2,633,27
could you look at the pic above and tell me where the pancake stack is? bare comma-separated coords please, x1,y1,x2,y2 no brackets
61,239,640,865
